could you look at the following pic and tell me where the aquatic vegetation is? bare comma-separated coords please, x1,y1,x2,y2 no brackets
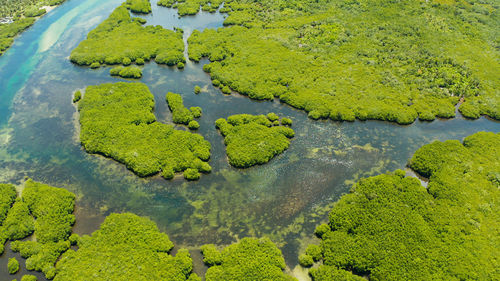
70,4,184,67
187,0,499,123
0,18,35,56
194,85,201,94
72,91,81,103
215,114,295,168
157,0,224,16
307,132,500,280
109,65,142,79
166,92,195,125
203,237,296,281
21,275,37,281
54,213,198,281
188,120,200,130
8,257,19,274
11,179,75,279
125,0,151,14
3,199,35,240
77,82,211,179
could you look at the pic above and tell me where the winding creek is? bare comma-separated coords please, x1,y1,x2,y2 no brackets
0,0,498,279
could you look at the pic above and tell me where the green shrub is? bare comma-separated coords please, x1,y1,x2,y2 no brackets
200,244,222,266
136,58,145,65
90,62,100,69
190,107,202,118
21,275,37,281
184,168,200,181
78,82,211,179
281,117,292,126
166,92,195,125
109,66,123,76
125,0,152,14
3,199,34,240
122,57,131,66
215,114,295,168
177,62,185,69
25,7,46,18
73,91,82,103
8,257,19,274
188,121,200,130
212,79,220,87
221,85,231,94
314,224,330,238
267,113,279,122
306,244,322,262
118,66,142,79
194,86,201,94
298,254,313,267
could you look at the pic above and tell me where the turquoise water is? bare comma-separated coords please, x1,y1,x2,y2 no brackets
0,0,498,279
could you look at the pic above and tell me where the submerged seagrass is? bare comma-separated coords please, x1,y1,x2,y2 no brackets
77,82,211,179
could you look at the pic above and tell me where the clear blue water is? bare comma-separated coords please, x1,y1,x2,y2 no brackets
0,0,498,279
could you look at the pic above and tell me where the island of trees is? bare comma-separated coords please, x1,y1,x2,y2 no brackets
70,3,185,70
76,82,211,180
215,113,294,168
186,0,499,123
302,131,500,280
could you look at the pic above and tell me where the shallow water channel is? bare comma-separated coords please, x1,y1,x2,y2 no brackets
0,0,498,279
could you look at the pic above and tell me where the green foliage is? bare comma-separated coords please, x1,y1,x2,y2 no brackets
309,266,364,281
0,184,17,224
21,275,37,281
8,257,19,274
314,223,330,238
310,132,500,280
215,114,295,168
9,179,75,279
158,0,224,16
221,85,231,94
0,18,36,55
3,199,34,240
203,237,295,281
298,254,313,267
24,7,46,17
89,62,100,69
177,62,185,69
200,244,221,266
194,85,201,94
125,0,151,14
113,66,142,79
72,91,81,103
183,168,200,181
78,82,211,179
54,213,196,281
187,0,499,123
190,107,202,118
305,244,321,262
70,5,184,67
281,117,292,126
166,92,194,125
188,121,200,130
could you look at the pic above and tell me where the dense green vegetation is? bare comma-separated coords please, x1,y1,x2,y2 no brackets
21,275,37,281
109,65,143,79
202,237,296,281
70,4,185,68
0,0,65,56
166,92,199,125
215,114,294,168
125,0,151,14
305,132,500,280
157,0,224,16
10,179,75,279
54,213,199,281
187,0,499,123
77,82,211,179
8,257,19,274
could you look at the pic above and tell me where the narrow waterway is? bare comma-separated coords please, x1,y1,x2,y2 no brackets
0,0,498,279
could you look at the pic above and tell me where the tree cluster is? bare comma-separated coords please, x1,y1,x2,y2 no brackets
77,82,211,180
215,113,294,168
